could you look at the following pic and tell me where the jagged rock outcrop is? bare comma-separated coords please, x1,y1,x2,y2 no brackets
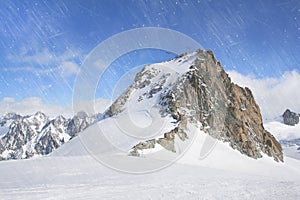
0,111,96,160
130,118,188,156
108,49,283,162
282,109,299,126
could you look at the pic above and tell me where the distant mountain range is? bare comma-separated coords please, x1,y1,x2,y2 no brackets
0,111,101,160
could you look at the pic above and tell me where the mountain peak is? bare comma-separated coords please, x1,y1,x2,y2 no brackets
107,49,283,162
33,111,46,118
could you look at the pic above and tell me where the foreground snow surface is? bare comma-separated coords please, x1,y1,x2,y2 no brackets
0,155,300,200
1,113,300,200
0,155,299,200
1,123,300,200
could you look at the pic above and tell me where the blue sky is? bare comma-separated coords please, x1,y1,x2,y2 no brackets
0,0,299,109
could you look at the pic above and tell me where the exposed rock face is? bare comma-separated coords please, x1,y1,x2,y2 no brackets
0,111,96,160
108,49,283,162
282,109,299,126
223,85,282,161
130,120,188,156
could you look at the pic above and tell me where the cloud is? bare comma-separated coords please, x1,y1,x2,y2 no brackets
228,70,300,121
5,48,83,77
21,49,53,65
4,61,80,77
58,61,80,77
0,97,69,117
7,48,82,64
0,97,111,118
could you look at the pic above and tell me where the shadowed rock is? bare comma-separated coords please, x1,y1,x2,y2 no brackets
282,109,299,126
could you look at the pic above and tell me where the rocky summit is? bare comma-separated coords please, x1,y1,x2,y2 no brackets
106,49,283,162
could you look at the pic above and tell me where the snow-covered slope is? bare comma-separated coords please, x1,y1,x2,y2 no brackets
0,121,299,199
1,109,300,199
53,121,300,176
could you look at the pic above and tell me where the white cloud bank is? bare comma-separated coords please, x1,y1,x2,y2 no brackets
0,97,68,117
228,70,300,121
3,61,79,78
0,97,111,118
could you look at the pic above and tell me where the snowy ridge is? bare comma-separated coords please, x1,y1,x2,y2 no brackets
106,51,198,116
102,52,200,155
